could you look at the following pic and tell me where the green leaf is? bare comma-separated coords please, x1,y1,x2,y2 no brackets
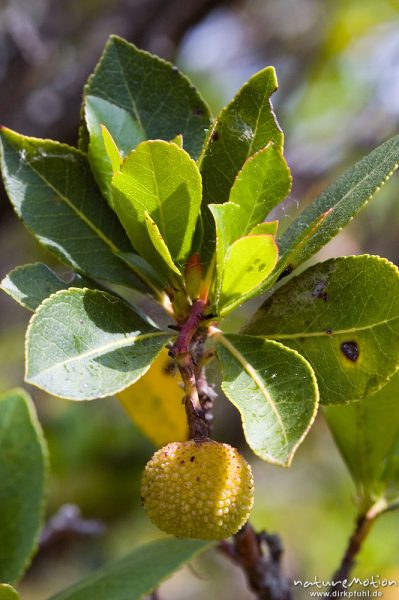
101,125,122,173
245,256,399,405
0,584,20,600
85,96,144,205
216,334,318,466
219,235,278,313
0,128,146,291
171,134,183,148
249,220,279,236
277,134,399,274
81,35,211,199
144,212,182,279
209,202,242,293
0,388,48,583
1,263,91,311
228,144,291,234
200,68,283,205
25,289,172,400
325,371,399,507
112,140,202,271
199,68,283,259
208,145,288,299
49,537,210,600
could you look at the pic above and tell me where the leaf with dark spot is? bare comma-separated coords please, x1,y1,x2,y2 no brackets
244,256,399,405
341,341,359,362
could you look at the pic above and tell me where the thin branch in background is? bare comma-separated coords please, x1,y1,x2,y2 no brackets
327,499,387,597
219,523,292,600
39,503,105,551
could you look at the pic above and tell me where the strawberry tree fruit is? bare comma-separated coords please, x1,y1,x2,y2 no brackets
141,440,254,540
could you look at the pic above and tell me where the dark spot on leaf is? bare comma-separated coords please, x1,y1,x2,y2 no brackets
257,262,266,272
193,106,205,116
211,130,219,142
190,456,195,462
326,328,333,335
247,265,254,272
312,281,328,301
341,341,359,362
196,476,200,482
180,460,185,464
277,265,293,281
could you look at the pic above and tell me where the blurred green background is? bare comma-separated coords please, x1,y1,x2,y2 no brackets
1,1,399,598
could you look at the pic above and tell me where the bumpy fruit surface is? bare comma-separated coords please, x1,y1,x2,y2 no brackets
141,440,254,540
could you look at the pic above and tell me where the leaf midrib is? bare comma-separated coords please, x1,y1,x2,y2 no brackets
261,314,399,340
23,153,121,254
114,41,147,138
28,331,169,379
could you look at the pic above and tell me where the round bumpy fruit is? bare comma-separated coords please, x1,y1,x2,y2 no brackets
141,439,254,540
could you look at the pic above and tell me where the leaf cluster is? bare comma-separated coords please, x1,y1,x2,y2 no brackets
1,36,399,546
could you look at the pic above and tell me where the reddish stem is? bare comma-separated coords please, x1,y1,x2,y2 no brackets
168,299,205,358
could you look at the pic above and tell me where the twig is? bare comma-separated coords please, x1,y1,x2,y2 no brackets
327,500,386,597
191,327,217,434
39,503,105,550
169,299,210,439
168,299,206,358
219,523,292,600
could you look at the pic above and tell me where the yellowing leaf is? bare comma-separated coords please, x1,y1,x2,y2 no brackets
117,349,188,447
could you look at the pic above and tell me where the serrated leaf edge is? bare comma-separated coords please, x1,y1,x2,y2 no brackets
197,66,283,167
276,147,399,279
79,34,211,153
